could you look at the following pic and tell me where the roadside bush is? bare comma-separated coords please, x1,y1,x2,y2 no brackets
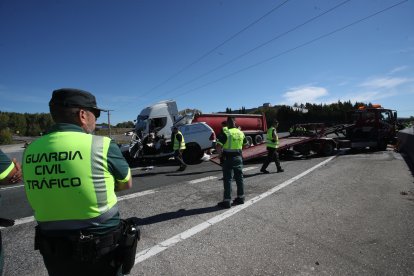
0,128,13,145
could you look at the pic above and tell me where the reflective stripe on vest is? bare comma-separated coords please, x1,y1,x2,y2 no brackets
223,128,244,153
22,131,118,230
0,162,14,181
173,131,186,150
266,127,279,148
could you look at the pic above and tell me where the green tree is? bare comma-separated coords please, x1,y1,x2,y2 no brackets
0,112,10,130
25,114,43,136
0,128,13,145
8,113,27,135
116,121,135,128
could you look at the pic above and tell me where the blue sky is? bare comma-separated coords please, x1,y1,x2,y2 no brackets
1,0,413,124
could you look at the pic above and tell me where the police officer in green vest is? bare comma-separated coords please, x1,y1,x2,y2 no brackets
22,88,134,276
171,125,187,171
261,120,284,174
216,117,248,209
0,150,22,275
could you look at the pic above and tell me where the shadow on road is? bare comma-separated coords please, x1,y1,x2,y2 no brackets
132,171,175,177
243,172,265,178
136,206,221,226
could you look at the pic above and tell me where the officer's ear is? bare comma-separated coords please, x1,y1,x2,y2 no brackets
78,109,89,127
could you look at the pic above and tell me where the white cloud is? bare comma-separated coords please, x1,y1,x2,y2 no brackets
359,77,412,89
388,66,409,75
343,91,397,103
282,86,328,105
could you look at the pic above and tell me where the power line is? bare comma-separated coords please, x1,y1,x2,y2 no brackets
143,0,291,95
157,0,352,99
170,0,409,100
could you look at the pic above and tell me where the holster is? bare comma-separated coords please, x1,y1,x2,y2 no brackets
35,224,123,263
118,218,141,275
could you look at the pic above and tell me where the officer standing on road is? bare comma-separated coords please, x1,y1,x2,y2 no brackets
261,120,284,174
216,117,248,208
171,125,187,171
0,150,22,276
22,88,134,276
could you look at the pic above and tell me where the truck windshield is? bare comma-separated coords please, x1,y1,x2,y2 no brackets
150,117,167,132
135,115,148,132
380,110,393,123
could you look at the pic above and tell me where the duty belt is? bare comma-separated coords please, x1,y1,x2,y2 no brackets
34,218,140,274
35,224,123,262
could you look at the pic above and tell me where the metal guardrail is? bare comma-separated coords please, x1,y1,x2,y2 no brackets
397,127,414,163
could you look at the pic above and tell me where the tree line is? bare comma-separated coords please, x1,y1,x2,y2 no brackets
256,101,360,132
0,111,134,144
1,101,412,144
228,101,412,132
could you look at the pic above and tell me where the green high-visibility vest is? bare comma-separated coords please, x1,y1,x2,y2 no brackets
173,131,186,150
266,127,279,148
23,131,119,230
223,128,245,152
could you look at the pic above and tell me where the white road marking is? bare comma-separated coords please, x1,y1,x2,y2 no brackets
134,156,336,264
242,166,257,172
188,176,218,184
0,184,24,191
118,190,156,201
0,190,157,229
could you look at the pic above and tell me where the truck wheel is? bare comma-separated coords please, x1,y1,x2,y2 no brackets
377,140,387,151
183,144,203,164
320,142,334,156
293,144,310,155
254,135,263,145
123,151,139,167
246,136,253,147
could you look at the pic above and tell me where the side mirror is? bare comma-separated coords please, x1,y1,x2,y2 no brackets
393,111,397,120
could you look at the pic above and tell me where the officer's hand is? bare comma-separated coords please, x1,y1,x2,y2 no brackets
10,159,22,184
115,178,132,191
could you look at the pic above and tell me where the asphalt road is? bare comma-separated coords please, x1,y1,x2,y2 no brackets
0,145,413,275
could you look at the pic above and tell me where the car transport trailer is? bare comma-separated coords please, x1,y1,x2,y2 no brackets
210,123,353,165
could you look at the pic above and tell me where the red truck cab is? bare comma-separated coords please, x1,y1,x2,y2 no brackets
346,104,398,150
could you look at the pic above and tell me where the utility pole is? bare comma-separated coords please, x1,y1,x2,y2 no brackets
106,110,114,138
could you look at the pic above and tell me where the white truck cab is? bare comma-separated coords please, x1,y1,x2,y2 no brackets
135,100,179,139
127,100,215,164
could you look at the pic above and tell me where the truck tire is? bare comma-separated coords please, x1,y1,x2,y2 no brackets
254,134,263,145
377,140,388,151
182,143,203,164
246,136,253,147
320,142,335,156
293,143,311,155
123,151,140,167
